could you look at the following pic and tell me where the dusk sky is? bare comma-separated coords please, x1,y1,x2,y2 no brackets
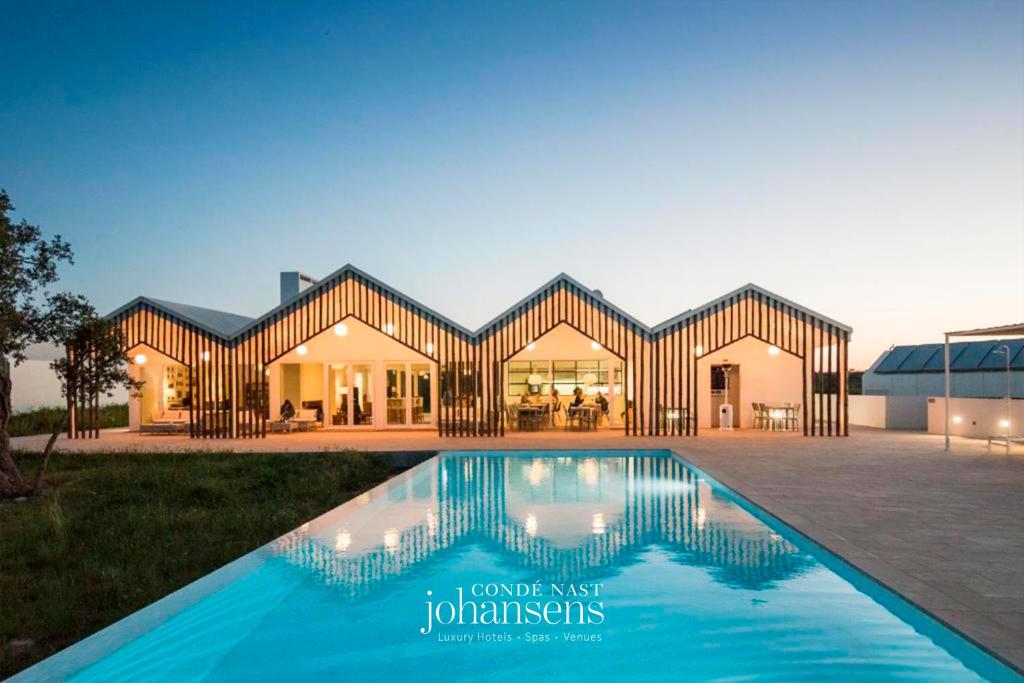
2,0,1022,369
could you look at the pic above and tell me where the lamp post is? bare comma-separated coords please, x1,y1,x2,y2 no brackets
995,348,1011,454
994,345,1011,455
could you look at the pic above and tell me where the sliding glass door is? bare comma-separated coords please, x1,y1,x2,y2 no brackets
326,363,374,427
327,361,433,428
386,361,433,427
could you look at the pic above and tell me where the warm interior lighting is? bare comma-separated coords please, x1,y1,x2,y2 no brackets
297,344,308,356
527,373,544,387
768,345,781,356
383,322,394,335
334,323,348,336
525,513,538,537
201,350,210,362
591,341,601,351
1000,419,1011,429
383,528,399,553
526,342,536,351
592,512,606,535
335,530,351,552
133,353,147,365
952,415,963,424
426,342,434,354
694,345,703,357
582,372,598,385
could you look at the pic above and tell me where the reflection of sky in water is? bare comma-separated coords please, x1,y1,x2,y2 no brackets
61,452,1015,683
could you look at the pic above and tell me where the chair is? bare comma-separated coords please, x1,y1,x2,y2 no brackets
752,403,765,430
505,404,520,431
785,404,800,432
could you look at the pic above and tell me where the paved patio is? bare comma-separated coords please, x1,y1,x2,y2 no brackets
13,427,1024,672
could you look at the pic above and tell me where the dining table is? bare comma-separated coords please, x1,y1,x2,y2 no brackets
517,404,546,431
761,403,798,432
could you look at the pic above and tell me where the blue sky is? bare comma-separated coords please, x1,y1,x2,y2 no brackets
2,0,1022,367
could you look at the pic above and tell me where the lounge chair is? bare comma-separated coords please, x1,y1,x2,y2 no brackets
141,409,188,434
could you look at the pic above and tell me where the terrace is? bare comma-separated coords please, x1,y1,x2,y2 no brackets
11,426,1024,671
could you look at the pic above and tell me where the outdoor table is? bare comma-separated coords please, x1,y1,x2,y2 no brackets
762,404,797,431
566,405,596,431
517,406,544,431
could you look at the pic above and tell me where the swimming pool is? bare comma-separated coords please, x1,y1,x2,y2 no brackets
15,450,1022,682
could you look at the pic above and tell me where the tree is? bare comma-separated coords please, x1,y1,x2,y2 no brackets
0,189,139,498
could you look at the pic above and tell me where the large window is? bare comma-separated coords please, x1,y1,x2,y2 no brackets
508,361,550,396
509,360,619,396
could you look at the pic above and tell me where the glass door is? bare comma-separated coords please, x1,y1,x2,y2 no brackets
386,364,408,425
411,363,432,425
327,364,349,426
384,361,434,427
352,364,373,426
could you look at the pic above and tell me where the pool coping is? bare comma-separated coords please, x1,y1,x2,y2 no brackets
10,449,1023,681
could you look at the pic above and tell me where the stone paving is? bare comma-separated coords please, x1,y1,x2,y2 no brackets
12,426,1024,671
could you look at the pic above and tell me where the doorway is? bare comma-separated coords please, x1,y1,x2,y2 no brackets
710,364,740,428
385,362,434,427
326,363,375,427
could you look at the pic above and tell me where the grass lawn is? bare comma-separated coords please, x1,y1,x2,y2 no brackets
0,449,405,678
7,404,128,437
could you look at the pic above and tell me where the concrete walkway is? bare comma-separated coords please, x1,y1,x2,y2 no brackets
13,427,1024,671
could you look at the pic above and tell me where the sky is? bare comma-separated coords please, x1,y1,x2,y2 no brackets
1,0,1022,370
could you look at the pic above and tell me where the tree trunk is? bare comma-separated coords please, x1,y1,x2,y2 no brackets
32,409,69,495
0,360,29,498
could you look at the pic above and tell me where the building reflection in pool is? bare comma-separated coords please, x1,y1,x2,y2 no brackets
272,453,813,599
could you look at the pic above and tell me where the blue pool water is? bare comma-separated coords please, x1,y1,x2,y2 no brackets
16,451,1022,682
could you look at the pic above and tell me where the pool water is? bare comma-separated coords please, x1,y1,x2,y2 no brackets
17,451,1022,682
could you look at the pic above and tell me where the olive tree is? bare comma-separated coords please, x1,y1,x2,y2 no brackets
0,189,140,498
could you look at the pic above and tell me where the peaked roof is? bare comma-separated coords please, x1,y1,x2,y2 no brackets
652,282,853,334
476,272,649,334
106,265,851,343
107,297,254,338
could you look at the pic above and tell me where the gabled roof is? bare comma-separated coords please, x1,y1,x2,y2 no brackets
651,282,853,335
475,272,649,334
106,297,254,338
873,339,1024,374
234,263,474,338
106,266,852,344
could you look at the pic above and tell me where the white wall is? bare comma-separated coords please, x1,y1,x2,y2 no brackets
126,345,185,430
848,394,927,430
697,337,804,430
927,396,1023,439
268,316,434,427
849,395,886,428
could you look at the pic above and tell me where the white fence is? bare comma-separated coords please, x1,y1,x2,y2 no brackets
927,397,1023,440
849,395,928,430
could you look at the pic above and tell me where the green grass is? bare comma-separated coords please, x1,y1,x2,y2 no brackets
0,449,404,678
7,403,129,437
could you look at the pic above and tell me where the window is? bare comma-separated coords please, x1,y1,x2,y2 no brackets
509,361,549,396
509,360,621,396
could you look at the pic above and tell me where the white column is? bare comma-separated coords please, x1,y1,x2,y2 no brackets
944,333,951,451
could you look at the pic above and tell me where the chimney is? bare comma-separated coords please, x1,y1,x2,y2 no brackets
280,272,318,304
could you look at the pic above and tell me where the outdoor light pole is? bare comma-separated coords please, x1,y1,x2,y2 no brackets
944,333,951,451
995,345,1011,455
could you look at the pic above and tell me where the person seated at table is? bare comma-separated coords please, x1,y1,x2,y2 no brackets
570,387,585,408
520,391,533,405
595,391,609,414
549,387,562,424
280,399,295,421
